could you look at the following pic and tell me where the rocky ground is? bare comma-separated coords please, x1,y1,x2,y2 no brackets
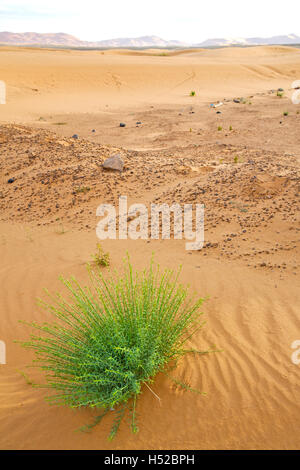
1,93,299,276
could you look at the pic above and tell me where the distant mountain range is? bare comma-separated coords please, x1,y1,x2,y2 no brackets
91,36,187,48
0,32,299,48
195,34,300,47
0,32,188,48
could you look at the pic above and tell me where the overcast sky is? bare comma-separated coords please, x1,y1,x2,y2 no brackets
0,0,299,43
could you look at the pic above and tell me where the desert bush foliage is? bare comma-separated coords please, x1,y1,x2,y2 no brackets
20,257,207,438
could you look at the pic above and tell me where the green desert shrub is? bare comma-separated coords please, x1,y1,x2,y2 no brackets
19,258,209,439
92,243,110,267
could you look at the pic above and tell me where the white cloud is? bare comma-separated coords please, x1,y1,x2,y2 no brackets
0,0,299,43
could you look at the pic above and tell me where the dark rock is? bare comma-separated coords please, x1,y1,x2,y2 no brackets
72,134,79,139
7,178,15,184
119,123,126,128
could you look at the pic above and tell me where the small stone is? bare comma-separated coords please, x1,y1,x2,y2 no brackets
119,123,126,128
103,153,124,172
7,178,15,184
72,134,79,139
57,140,70,147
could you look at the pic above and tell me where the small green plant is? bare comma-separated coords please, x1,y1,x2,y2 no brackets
75,186,91,194
18,257,213,439
217,126,222,131
190,91,196,97
277,92,284,98
234,155,239,164
92,243,110,267
55,218,66,235
283,111,289,116
229,125,233,131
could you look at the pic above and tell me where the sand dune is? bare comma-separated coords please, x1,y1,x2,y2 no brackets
0,45,299,119
0,46,299,450
0,223,299,450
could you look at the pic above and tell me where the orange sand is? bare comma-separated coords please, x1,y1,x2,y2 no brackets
0,45,299,450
